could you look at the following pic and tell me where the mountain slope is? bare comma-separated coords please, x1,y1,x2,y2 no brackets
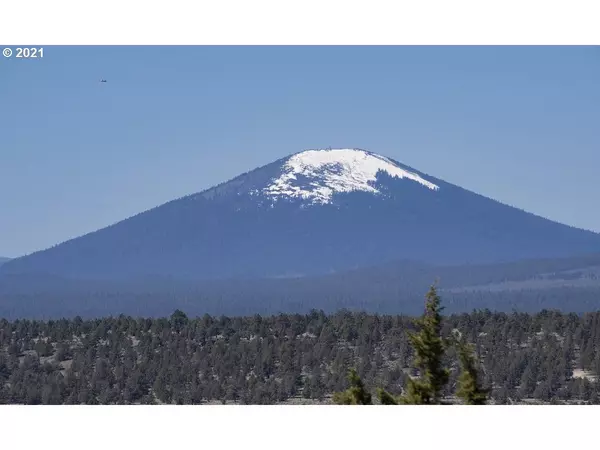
0,257,10,267
3,148,600,280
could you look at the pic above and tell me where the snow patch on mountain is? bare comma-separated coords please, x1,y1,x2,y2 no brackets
262,148,439,204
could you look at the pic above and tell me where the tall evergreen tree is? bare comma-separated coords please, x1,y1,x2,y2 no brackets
397,284,450,404
453,330,488,405
333,369,372,405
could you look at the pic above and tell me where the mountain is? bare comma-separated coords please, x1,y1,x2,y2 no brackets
0,257,10,267
3,148,600,281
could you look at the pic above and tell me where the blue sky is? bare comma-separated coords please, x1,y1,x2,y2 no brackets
1,46,599,257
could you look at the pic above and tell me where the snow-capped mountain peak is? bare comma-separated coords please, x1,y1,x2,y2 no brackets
261,148,439,205
4,146,600,287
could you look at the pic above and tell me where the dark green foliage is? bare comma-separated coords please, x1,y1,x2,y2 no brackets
378,286,458,405
170,310,188,332
400,285,450,404
377,388,399,405
453,331,488,405
333,369,372,405
0,308,600,404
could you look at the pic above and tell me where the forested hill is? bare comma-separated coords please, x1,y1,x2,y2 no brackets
1,252,600,319
1,309,600,404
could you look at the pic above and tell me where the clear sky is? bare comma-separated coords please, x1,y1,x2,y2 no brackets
1,46,599,257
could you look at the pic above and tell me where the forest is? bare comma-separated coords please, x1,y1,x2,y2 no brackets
1,272,600,320
1,288,600,405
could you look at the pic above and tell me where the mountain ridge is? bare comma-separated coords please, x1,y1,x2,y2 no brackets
3,148,600,281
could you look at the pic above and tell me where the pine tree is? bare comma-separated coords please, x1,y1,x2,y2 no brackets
453,331,488,405
333,369,372,405
170,310,188,333
398,284,450,404
377,387,399,405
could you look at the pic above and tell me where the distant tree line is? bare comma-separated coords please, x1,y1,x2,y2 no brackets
1,257,600,319
1,288,600,404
